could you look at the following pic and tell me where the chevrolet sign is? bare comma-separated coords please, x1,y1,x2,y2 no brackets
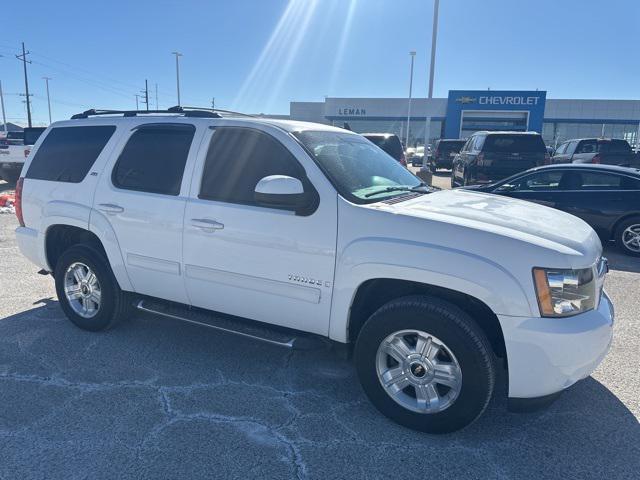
479,96,541,105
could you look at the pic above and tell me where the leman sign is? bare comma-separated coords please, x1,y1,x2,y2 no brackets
337,107,367,116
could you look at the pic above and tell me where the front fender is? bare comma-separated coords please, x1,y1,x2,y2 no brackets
328,237,535,342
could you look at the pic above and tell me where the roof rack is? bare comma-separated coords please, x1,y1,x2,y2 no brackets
70,106,255,120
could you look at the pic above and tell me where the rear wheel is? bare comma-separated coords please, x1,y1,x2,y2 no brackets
54,245,131,331
354,295,495,434
615,216,640,256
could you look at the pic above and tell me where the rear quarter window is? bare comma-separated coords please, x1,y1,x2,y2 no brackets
26,126,116,183
482,135,545,153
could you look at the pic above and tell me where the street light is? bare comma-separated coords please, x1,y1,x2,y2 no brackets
171,51,183,106
42,77,52,124
424,0,440,151
406,51,416,150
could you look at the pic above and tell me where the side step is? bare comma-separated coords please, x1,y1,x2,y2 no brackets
136,298,306,349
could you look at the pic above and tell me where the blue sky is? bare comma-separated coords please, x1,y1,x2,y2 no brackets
1,0,638,125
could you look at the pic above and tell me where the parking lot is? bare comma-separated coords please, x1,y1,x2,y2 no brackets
0,174,638,480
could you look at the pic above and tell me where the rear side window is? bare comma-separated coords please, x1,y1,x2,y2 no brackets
599,140,631,154
112,124,195,195
438,140,465,153
482,135,545,153
199,128,304,206
26,126,116,183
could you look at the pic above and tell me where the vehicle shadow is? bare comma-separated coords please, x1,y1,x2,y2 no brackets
604,245,640,273
0,300,637,479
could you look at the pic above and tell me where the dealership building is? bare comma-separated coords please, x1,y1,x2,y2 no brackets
289,90,640,148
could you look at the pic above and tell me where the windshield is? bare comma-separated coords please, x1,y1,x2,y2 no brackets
293,130,424,203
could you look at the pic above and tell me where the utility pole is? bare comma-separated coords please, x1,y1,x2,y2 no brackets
0,80,7,134
211,97,215,110
406,51,416,149
16,42,33,127
43,77,52,124
144,79,149,111
135,94,140,110
171,52,183,106
155,83,159,110
424,0,439,152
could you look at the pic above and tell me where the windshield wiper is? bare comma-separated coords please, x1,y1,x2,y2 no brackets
364,182,430,198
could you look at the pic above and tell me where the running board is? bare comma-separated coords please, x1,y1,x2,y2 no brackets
135,299,299,349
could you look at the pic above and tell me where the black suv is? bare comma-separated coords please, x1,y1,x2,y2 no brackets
451,131,548,187
427,139,466,172
362,133,406,166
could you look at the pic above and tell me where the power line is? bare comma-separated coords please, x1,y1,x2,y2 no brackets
16,42,32,127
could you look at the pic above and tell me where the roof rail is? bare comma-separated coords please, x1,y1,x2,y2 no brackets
70,105,256,120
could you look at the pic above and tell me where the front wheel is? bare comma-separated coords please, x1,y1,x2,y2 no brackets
355,295,495,434
615,216,640,256
54,245,131,331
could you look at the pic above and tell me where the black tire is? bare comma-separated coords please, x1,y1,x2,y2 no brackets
450,170,458,188
615,216,640,257
354,295,495,434
462,169,470,187
54,245,131,331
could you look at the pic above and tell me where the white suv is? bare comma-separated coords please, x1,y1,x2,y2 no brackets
14,108,614,433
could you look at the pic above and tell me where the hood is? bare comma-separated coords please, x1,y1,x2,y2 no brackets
374,189,601,261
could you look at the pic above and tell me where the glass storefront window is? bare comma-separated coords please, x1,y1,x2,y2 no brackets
543,122,639,148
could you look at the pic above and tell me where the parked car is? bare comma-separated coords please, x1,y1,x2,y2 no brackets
552,138,639,167
0,127,46,184
409,145,427,166
15,108,613,433
362,133,406,166
463,164,640,256
451,131,548,187
426,139,466,172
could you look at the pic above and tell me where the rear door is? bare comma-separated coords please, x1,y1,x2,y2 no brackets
92,121,204,304
182,125,337,335
557,170,639,238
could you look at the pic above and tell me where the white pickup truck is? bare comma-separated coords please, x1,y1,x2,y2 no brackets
14,108,614,433
0,128,46,183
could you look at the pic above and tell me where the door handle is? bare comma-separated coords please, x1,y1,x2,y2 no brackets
191,218,224,232
97,203,124,214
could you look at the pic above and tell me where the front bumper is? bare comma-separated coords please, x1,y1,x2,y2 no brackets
500,291,614,399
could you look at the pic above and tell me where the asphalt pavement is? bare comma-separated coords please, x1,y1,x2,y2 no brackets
0,177,638,479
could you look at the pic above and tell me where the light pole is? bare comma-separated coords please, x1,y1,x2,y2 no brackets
172,52,183,106
43,77,52,124
424,0,440,152
0,80,7,134
406,51,416,149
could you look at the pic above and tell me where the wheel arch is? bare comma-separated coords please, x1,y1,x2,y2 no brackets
346,278,507,362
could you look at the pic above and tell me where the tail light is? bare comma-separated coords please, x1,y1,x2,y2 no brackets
399,153,407,166
592,154,601,164
15,177,25,227
24,148,31,157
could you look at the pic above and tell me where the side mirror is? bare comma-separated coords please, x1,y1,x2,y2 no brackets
254,175,308,212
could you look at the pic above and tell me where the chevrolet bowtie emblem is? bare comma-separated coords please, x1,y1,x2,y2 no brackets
455,96,476,104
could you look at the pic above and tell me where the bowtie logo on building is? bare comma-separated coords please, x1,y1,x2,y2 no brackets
455,96,476,104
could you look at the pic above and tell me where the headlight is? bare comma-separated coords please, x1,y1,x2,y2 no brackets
533,267,596,317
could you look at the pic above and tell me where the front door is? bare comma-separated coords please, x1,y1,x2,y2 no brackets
182,125,337,336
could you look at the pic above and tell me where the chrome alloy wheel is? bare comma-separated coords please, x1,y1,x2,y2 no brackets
376,330,462,414
64,262,102,318
622,224,640,253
